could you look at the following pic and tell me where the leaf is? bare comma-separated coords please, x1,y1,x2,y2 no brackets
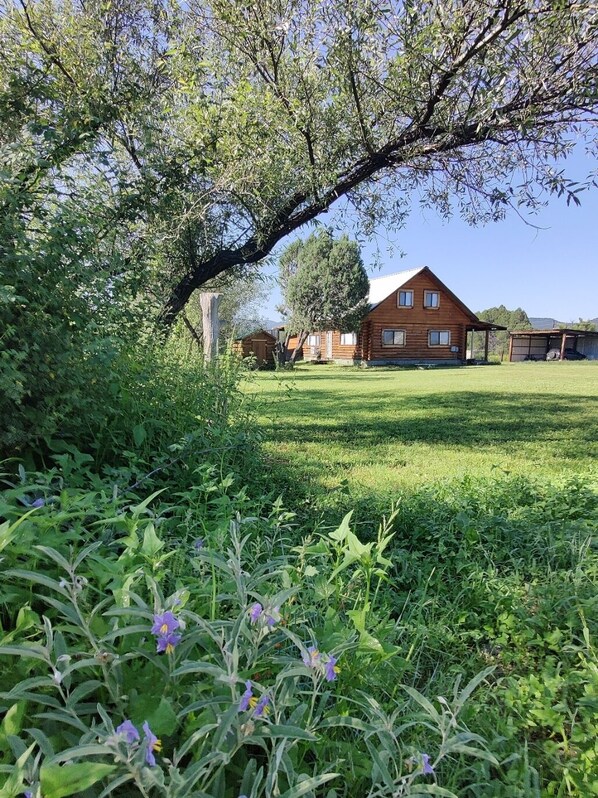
130,696,177,736
278,773,339,798
328,511,353,542
133,424,146,446
403,685,441,723
267,725,318,741
40,763,116,798
141,522,164,557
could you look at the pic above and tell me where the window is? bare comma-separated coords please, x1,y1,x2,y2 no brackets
397,290,414,307
424,290,440,308
308,335,320,346
340,332,357,346
428,330,450,346
382,329,406,347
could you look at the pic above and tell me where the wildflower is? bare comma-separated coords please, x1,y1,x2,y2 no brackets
193,537,204,550
116,719,140,744
239,680,253,712
156,631,182,654
24,792,33,798
253,694,270,718
51,668,63,685
421,753,434,775
31,497,45,508
249,602,263,623
324,655,340,682
302,645,321,668
265,606,280,627
151,611,179,636
142,721,162,767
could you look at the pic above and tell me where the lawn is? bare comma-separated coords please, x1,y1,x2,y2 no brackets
245,361,598,795
251,361,598,507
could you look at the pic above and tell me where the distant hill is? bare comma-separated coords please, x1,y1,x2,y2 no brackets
529,317,563,329
529,317,598,329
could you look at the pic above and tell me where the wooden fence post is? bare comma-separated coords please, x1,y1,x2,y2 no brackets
199,292,222,362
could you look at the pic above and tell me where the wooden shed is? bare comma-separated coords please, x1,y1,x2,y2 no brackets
232,329,276,367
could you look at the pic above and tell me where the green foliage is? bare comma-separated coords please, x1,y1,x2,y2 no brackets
474,306,531,360
282,230,369,334
0,475,498,798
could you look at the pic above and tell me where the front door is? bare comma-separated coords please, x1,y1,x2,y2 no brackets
326,331,333,360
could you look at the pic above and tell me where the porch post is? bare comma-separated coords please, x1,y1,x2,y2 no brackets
484,330,489,361
508,334,514,362
559,331,567,361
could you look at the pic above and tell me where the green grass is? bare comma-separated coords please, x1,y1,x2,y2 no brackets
250,361,598,508
246,361,598,794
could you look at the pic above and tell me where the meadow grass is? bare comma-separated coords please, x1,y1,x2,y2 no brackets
251,361,598,508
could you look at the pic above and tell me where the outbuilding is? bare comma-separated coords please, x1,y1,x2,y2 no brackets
509,328,598,361
232,329,276,367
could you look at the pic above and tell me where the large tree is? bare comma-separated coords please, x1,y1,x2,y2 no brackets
2,0,598,334
278,230,369,361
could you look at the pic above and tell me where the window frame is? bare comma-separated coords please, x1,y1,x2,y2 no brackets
307,334,321,347
424,290,440,309
428,330,451,347
397,289,414,308
340,332,357,346
381,329,406,347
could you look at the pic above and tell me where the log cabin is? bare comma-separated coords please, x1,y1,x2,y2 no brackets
288,266,505,366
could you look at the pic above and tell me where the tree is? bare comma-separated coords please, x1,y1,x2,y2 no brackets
476,305,531,359
154,0,598,324
278,230,369,363
2,0,598,337
560,319,598,332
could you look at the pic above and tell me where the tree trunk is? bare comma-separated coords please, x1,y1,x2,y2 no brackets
289,330,309,364
199,292,222,363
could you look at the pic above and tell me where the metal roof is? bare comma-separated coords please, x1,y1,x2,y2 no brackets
368,267,426,306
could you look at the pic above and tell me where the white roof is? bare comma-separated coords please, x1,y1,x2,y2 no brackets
368,267,425,306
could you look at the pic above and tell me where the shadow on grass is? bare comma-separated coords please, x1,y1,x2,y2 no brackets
264,390,598,458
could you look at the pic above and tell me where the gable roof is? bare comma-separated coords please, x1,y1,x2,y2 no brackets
368,267,425,306
235,328,276,342
367,266,506,331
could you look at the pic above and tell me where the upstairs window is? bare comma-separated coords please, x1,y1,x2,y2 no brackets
424,290,440,308
397,290,414,307
382,329,406,347
308,335,320,346
340,332,357,345
428,330,450,346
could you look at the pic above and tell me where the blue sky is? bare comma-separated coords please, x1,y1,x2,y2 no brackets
262,147,597,323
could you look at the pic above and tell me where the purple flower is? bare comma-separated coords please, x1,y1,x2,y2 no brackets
31,497,45,508
249,603,263,623
142,721,162,767
253,694,270,718
324,655,339,682
116,719,140,744
193,538,204,550
156,631,182,654
421,753,434,775
265,606,280,627
302,645,321,668
151,611,179,636
239,680,253,712
24,792,33,798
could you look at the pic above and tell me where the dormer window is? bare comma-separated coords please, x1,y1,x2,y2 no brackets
397,290,414,307
424,290,440,309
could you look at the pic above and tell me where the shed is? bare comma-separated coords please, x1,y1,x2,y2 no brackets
232,329,276,366
509,328,598,361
